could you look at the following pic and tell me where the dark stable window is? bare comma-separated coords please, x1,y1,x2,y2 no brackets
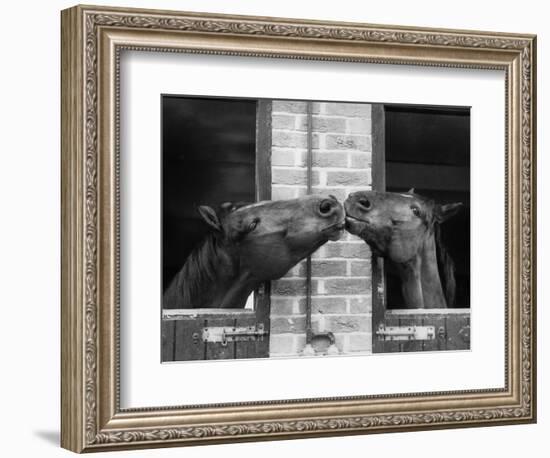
161,96,257,292
384,105,470,309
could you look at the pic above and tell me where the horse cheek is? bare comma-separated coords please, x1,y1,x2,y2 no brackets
389,229,416,263
242,237,292,280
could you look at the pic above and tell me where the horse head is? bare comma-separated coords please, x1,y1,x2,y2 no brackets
199,194,345,281
164,194,345,309
344,189,462,308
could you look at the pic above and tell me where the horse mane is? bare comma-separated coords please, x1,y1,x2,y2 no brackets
170,234,225,308
434,223,456,307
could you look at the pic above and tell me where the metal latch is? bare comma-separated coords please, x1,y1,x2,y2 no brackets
376,325,435,341
202,324,267,346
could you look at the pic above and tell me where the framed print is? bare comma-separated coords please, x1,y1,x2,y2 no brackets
61,4,537,453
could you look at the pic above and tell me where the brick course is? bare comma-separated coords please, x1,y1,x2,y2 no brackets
269,100,373,357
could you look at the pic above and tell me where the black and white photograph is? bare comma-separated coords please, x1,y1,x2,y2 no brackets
161,96,470,362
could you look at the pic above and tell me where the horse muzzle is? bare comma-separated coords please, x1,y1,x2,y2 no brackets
321,219,346,241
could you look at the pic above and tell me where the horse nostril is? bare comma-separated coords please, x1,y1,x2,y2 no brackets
319,200,333,215
358,198,371,210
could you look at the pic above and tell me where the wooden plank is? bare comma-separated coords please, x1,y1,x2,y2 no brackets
174,317,205,361
386,315,423,353
377,310,471,353
166,309,270,361
372,257,388,354
254,99,272,359
163,309,256,319
204,316,236,360
371,104,386,192
256,99,272,201
387,308,470,316
370,104,386,354
251,283,271,359
445,313,471,351
418,315,447,352
161,319,175,362
234,313,264,360
376,314,401,353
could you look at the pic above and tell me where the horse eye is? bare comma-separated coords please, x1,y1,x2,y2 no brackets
248,219,259,232
411,206,421,217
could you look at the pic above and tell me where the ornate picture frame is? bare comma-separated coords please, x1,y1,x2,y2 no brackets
61,4,536,453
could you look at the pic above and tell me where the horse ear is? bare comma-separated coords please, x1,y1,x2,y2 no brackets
435,202,463,223
198,205,222,232
407,188,415,195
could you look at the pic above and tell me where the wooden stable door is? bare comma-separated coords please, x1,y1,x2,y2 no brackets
371,256,471,353
371,104,471,353
161,96,272,362
162,302,270,361
374,309,470,353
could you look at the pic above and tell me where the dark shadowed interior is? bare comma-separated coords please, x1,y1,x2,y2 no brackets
385,105,470,308
162,96,257,291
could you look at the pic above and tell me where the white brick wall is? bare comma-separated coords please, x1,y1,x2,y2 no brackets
269,101,373,357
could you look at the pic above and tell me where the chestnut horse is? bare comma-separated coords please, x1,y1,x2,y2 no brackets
163,195,345,309
344,189,462,309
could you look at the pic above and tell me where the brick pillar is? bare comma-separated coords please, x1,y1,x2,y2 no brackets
269,101,373,357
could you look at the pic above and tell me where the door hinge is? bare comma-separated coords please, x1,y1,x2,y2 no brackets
376,325,435,341
201,323,267,346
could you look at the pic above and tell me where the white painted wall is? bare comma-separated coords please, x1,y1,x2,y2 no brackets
0,1,546,457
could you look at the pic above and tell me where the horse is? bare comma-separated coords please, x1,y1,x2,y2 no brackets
344,189,463,309
163,194,345,309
